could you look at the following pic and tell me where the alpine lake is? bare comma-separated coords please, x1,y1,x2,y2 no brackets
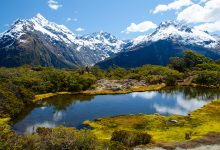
12,87,220,135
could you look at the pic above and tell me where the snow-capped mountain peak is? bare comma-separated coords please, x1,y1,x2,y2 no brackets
1,13,76,44
0,14,128,67
132,35,150,46
156,20,192,33
80,31,121,44
30,13,76,44
32,13,49,25
74,31,126,59
130,21,219,49
1,14,125,55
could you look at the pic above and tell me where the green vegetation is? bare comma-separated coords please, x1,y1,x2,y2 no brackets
105,65,183,84
0,118,23,149
24,127,97,150
0,64,184,118
111,130,151,147
0,50,220,149
1,50,218,118
0,66,96,118
170,50,220,87
84,100,220,143
169,50,213,72
0,122,98,150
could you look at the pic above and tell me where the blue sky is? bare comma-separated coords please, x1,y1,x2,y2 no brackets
0,0,219,39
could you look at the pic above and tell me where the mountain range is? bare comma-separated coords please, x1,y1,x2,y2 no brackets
0,14,220,68
0,14,126,68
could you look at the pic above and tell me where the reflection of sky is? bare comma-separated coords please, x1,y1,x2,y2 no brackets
53,111,64,121
13,88,217,134
24,121,56,135
153,94,210,116
131,91,157,99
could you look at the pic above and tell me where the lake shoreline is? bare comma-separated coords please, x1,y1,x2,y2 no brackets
33,82,166,102
33,77,220,103
84,99,220,149
12,81,220,149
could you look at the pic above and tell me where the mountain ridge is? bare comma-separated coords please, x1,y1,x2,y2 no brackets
97,21,220,68
0,14,220,68
0,14,126,68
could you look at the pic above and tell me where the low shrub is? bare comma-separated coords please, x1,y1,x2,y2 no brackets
111,130,152,147
24,127,98,150
108,141,128,150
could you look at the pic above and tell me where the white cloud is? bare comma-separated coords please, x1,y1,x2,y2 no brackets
177,0,220,23
66,18,72,22
73,18,78,22
75,27,85,32
66,18,78,22
123,21,157,34
48,0,62,10
153,0,193,14
194,21,220,32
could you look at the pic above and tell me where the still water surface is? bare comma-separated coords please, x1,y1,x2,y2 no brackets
12,87,220,134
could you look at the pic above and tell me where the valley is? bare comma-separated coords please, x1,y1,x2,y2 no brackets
0,10,220,150
0,50,220,149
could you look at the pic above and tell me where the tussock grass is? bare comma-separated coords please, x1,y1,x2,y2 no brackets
34,92,76,102
81,84,166,95
84,100,220,143
34,84,166,102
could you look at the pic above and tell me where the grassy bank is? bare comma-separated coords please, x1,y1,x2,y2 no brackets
34,83,166,102
84,99,220,143
33,92,75,102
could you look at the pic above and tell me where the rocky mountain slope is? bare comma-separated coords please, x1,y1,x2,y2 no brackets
0,14,125,68
1,16,220,69
97,21,220,68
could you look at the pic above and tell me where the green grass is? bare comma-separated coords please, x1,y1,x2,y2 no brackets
84,100,220,143
34,84,166,102
34,92,75,102
80,83,166,95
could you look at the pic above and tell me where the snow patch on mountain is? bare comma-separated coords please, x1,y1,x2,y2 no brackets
132,35,149,45
130,21,219,49
1,15,219,65
0,13,126,62
1,14,76,45
79,32,125,53
30,13,76,44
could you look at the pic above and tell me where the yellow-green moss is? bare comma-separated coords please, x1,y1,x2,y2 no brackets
34,84,166,102
33,92,75,102
0,118,10,123
81,84,166,95
84,100,220,143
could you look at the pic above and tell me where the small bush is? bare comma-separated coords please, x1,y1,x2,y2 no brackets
24,127,98,150
111,130,151,147
165,75,177,86
109,141,128,150
194,71,220,86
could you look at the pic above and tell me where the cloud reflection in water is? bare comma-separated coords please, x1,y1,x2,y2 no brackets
131,91,157,99
24,121,57,135
154,94,210,115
